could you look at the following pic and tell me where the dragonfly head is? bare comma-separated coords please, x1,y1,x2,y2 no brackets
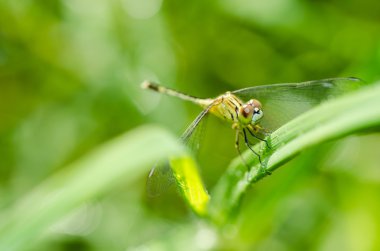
239,99,263,125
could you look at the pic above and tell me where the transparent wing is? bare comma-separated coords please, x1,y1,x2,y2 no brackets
146,104,212,197
146,162,176,197
232,77,363,131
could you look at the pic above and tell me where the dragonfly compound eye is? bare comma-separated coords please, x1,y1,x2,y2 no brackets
249,99,262,109
252,108,263,124
240,105,253,118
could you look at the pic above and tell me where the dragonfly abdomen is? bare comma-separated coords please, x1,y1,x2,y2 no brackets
141,80,213,107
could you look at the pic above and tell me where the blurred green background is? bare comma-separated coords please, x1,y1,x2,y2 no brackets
1,0,380,250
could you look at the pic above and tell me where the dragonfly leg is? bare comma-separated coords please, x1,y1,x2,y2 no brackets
247,127,271,149
245,129,272,175
243,129,262,165
235,130,250,171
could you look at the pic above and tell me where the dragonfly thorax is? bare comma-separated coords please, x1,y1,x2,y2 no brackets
238,99,263,126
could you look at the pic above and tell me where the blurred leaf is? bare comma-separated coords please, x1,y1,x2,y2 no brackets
0,125,186,251
170,156,209,216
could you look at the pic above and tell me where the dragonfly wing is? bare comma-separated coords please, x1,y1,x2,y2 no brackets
232,77,363,131
146,162,176,197
180,102,214,145
146,102,214,197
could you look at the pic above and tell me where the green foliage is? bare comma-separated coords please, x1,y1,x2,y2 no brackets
1,0,380,250
0,126,185,251
170,156,209,216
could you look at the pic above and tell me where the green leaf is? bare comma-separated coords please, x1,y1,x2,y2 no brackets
209,82,380,225
170,156,209,216
0,125,186,251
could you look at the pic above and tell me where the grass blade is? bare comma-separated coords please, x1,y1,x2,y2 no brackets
0,125,185,251
170,156,209,216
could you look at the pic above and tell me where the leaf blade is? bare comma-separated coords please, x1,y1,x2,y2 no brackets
0,125,186,251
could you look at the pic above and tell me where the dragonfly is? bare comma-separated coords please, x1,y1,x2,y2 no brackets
142,77,362,195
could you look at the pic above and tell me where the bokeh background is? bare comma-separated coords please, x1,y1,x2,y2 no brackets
1,0,380,250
